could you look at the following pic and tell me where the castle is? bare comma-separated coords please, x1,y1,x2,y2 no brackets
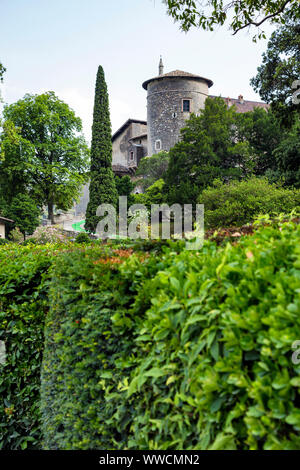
74,59,269,216
111,58,269,178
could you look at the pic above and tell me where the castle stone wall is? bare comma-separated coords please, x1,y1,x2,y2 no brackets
146,77,209,156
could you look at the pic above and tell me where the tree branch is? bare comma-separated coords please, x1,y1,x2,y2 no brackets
232,0,293,35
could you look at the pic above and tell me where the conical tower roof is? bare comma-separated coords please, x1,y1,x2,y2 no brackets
142,69,213,90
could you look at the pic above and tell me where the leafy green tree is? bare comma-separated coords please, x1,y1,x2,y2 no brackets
145,179,165,206
236,108,282,175
85,66,118,233
251,10,300,127
0,92,89,223
0,120,36,204
135,152,169,190
165,97,254,206
8,194,41,240
163,1,300,39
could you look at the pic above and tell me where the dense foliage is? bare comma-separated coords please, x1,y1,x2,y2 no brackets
0,92,89,223
40,244,162,449
85,66,118,233
163,1,300,39
251,10,300,127
115,175,135,208
199,177,300,228
0,245,57,449
40,218,300,450
8,194,41,239
273,121,300,188
147,97,298,211
74,232,91,244
133,178,166,210
236,108,282,176
165,97,254,207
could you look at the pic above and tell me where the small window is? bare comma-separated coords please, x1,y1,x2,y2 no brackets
172,112,177,119
155,139,161,151
182,99,191,112
130,151,134,161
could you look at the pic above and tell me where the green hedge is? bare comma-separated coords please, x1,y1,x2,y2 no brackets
0,245,54,449
40,244,176,449
0,239,179,449
41,219,300,450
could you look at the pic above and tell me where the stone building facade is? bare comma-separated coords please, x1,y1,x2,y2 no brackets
112,119,147,176
111,58,269,175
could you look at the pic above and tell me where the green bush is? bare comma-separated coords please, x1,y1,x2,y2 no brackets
74,232,91,244
0,245,54,449
9,227,24,243
0,238,11,245
199,177,300,228
41,218,300,450
22,238,37,246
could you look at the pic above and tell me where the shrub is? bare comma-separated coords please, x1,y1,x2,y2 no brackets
9,227,24,243
22,238,37,246
0,238,11,245
28,225,68,244
199,177,300,228
41,218,300,450
74,232,91,244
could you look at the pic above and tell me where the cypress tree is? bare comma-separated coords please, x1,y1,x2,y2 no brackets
85,66,118,233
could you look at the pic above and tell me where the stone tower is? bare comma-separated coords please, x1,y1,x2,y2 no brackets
142,59,213,156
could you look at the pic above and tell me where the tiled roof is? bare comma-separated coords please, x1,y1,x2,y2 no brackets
143,70,213,90
210,95,269,113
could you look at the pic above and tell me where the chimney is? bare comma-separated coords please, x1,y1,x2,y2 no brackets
238,94,244,104
159,56,164,76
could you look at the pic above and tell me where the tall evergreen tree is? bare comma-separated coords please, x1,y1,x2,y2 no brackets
85,66,118,233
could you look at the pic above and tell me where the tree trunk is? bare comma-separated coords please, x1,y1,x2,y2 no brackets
48,201,55,225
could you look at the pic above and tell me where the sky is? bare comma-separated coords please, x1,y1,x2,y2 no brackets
0,0,275,143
